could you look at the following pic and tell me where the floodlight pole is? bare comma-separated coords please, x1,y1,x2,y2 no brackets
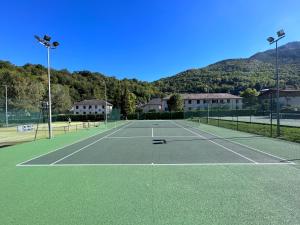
104,81,107,126
275,41,280,137
34,35,59,139
47,46,53,139
207,86,210,124
267,32,285,137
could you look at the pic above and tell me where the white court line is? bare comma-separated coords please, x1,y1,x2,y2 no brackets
16,162,294,167
49,122,133,165
16,121,129,166
107,136,151,139
186,121,295,164
106,135,200,139
171,121,258,164
152,128,154,137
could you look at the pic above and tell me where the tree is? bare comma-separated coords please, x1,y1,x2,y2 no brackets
240,88,260,109
113,81,122,109
123,91,136,115
240,88,259,98
167,94,183,111
51,84,72,113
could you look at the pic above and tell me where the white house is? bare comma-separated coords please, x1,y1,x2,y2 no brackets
259,89,300,110
162,93,243,111
140,98,163,113
73,99,113,115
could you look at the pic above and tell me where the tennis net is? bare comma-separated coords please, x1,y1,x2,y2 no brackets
124,120,191,129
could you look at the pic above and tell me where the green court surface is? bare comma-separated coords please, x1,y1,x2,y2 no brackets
1,120,300,225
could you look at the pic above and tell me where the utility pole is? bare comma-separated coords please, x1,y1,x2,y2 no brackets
2,85,8,127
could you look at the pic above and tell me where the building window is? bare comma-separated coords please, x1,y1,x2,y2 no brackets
95,112,97,114
188,100,192,104
102,105,105,109
83,106,86,109
89,105,92,109
83,112,86,114
204,100,207,104
95,105,98,109
220,99,224,103
236,99,240,103
212,100,217,103
227,99,230,103
76,106,79,109
76,112,79,114
197,100,200,104
188,107,192,111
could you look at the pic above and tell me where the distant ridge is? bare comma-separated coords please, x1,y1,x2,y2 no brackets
154,41,300,94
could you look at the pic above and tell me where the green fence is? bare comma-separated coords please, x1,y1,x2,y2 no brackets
184,110,300,143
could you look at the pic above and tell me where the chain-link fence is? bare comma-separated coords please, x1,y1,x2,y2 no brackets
183,95,300,143
0,97,122,146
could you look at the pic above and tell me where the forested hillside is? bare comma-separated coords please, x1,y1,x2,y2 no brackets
0,61,161,114
1,41,300,114
154,42,300,95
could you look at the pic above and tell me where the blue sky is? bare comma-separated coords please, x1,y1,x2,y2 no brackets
0,0,299,81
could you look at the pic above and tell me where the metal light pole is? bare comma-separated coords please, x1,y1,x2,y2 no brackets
267,29,285,137
5,85,7,127
104,80,108,126
2,85,8,127
34,35,59,139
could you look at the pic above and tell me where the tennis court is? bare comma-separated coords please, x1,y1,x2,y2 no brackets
18,120,293,166
215,115,300,127
1,119,299,225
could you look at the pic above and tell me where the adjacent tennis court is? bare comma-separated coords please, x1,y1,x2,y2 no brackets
18,120,293,166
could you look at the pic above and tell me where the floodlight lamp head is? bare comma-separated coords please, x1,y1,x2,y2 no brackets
267,37,275,44
52,41,59,47
34,35,42,42
277,29,285,37
43,35,51,42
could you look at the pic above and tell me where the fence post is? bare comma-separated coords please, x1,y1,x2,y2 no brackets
270,93,273,137
236,109,239,130
217,107,220,127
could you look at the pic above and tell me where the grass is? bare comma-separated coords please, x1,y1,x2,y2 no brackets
192,117,300,143
0,121,104,146
0,120,299,224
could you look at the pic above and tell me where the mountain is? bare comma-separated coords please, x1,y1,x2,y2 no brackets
1,41,300,114
250,41,300,65
154,41,300,95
